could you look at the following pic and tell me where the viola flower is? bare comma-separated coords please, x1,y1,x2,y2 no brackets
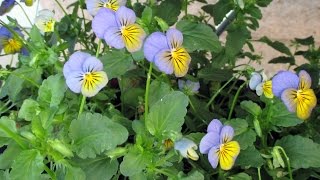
34,9,55,34
0,26,25,55
0,0,15,16
199,119,240,170
272,70,317,120
92,6,145,52
144,29,191,77
178,79,200,95
86,0,126,16
249,72,273,98
174,138,199,161
63,52,108,97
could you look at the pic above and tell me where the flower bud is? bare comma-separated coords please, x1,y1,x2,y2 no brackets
105,147,128,159
48,139,73,158
174,138,199,161
253,118,262,137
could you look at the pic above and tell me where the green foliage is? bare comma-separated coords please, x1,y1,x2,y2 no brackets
145,91,189,138
69,113,128,158
154,0,181,26
236,145,264,167
276,135,320,169
10,149,44,180
177,20,222,53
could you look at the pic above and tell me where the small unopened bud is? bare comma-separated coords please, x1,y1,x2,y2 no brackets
105,147,128,159
174,138,199,161
48,139,73,158
272,147,285,168
163,139,174,150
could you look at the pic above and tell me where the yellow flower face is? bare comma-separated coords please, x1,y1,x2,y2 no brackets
103,0,120,11
43,19,55,33
121,24,146,53
82,71,108,97
218,141,240,170
3,38,23,54
263,80,274,98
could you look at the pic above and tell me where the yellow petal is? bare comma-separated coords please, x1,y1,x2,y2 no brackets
3,38,23,54
104,0,120,11
263,80,274,98
81,71,108,97
296,89,317,120
121,24,146,52
171,47,191,77
219,141,240,170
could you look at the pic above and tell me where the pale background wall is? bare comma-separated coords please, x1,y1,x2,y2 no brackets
1,0,319,76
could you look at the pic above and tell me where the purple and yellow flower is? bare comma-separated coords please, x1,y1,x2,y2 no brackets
174,138,199,161
199,119,240,170
0,0,15,16
35,9,55,34
143,29,191,77
63,52,108,97
272,70,317,120
178,79,200,95
92,6,145,52
0,26,25,54
249,72,273,98
86,0,126,16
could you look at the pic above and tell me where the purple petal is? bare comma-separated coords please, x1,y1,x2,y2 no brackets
249,72,262,90
281,88,297,112
186,80,200,93
63,52,90,77
298,70,312,90
199,132,220,154
272,71,299,97
103,26,125,49
0,26,12,38
82,56,104,73
166,28,183,49
92,8,117,38
65,71,84,93
178,79,186,90
86,0,106,16
154,49,174,74
220,125,234,144
208,145,220,169
207,119,223,134
143,32,169,62
115,6,136,27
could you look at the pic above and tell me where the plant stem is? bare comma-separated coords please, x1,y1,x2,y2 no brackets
96,39,102,57
183,0,188,16
53,0,69,16
206,76,235,108
144,63,153,120
54,30,67,61
16,2,33,26
44,165,57,180
277,146,293,180
258,167,262,180
227,81,247,120
77,95,86,119
0,123,27,149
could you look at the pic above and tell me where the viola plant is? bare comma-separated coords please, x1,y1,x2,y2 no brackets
0,0,319,180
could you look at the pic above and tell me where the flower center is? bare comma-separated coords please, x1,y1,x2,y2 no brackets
4,38,23,54
296,89,303,100
43,19,55,32
103,1,118,11
219,143,225,152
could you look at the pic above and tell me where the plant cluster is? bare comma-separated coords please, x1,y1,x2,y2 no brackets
0,0,319,179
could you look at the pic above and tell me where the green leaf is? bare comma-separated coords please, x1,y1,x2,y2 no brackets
294,36,314,45
225,25,251,60
229,172,252,180
269,56,295,65
74,157,118,180
236,145,264,167
65,166,86,180
0,116,17,138
180,170,204,180
225,118,248,135
141,6,153,25
69,113,128,158
0,142,22,169
202,0,233,25
258,36,292,56
18,99,40,121
120,146,152,176
240,101,262,117
198,68,233,81
233,129,256,150
269,100,302,127
154,0,181,26
145,91,189,137
276,135,320,169
149,80,172,108
176,20,222,53
247,6,262,19
29,26,45,47
38,74,66,107
10,149,44,180
0,67,42,101
256,0,272,7
101,50,134,79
